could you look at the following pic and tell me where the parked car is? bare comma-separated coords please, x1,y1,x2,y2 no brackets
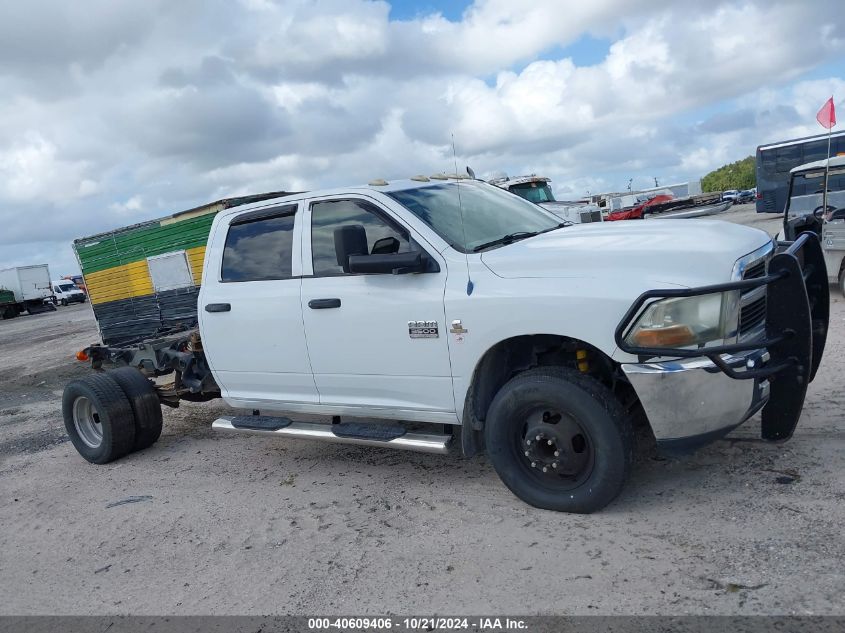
735,190,755,204
721,189,740,202
63,177,828,514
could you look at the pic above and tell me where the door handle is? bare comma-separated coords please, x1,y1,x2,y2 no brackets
308,298,341,309
205,303,231,313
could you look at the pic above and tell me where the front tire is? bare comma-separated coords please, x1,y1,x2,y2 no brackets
839,267,845,299
484,367,634,513
63,374,136,464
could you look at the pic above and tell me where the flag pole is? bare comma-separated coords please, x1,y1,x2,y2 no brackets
823,117,831,216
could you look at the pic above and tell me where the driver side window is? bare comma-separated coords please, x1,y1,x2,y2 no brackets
311,199,413,276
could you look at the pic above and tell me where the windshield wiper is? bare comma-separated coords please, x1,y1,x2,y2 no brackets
472,220,573,253
473,231,539,252
472,224,568,252
540,222,570,232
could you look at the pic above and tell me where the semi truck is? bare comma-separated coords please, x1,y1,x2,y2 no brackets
62,176,829,513
489,174,604,224
0,264,56,318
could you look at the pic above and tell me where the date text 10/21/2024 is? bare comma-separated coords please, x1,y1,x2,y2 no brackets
307,617,528,630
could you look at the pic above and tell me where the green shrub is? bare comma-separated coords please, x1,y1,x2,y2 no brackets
701,156,756,192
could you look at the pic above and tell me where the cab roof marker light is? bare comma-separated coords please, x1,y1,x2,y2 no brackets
368,179,389,186
410,175,430,182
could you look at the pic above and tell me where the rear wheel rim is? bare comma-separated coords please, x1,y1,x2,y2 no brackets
73,396,103,448
514,407,595,491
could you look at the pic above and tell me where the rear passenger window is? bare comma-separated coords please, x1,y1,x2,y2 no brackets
222,206,296,282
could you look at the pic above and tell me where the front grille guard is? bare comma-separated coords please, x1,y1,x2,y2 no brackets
615,233,829,441
615,233,828,380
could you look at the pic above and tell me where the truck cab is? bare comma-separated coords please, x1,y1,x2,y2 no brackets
489,175,603,224
64,177,829,514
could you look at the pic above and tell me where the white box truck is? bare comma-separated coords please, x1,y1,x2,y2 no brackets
0,264,57,318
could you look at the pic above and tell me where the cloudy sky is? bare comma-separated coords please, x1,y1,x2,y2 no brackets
1,0,843,275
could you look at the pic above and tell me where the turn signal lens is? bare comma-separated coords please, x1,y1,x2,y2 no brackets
630,325,696,348
75,350,89,361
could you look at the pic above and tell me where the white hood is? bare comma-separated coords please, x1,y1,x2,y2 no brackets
480,219,772,287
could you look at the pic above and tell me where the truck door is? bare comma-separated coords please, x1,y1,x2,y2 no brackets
199,203,319,406
300,196,455,420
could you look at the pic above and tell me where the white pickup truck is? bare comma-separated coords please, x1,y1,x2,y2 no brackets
63,177,829,513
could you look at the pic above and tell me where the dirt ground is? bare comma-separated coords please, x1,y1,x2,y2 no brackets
1,204,843,616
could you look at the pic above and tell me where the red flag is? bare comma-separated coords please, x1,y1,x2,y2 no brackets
816,96,836,129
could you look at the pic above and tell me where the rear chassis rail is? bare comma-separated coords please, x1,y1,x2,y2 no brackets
615,233,829,441
82,330,220,408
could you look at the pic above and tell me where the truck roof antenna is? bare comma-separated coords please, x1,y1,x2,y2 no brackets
452,134,473,296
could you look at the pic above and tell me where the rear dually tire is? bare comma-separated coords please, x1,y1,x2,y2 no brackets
63,374,135,464
108,367,164,452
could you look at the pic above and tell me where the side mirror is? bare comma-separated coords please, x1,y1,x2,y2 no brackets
334,225,368,273
348,251,424,274
371,236,400,255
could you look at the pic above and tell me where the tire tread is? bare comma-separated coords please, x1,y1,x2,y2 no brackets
108,367,163,452
62,373,135,464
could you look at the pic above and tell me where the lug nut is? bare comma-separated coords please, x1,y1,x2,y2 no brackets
542,467,548,473
524,451,530,457
526,440,531,446
547,439,553,445
535,435,541,441
531,462,537,468
552,462,558,469
554,450,560,457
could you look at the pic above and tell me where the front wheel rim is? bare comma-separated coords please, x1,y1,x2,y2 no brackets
73,396,103,448
515,407,595,490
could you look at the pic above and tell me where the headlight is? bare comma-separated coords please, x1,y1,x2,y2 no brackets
624,291,740,349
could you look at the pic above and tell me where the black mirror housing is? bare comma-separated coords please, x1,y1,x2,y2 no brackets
348,251,423,274
334,225,368,273
371,236,400,255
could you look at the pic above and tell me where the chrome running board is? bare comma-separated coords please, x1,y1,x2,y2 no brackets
211,416,452,455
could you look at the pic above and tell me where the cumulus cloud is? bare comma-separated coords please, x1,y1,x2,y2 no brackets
0,0,843,275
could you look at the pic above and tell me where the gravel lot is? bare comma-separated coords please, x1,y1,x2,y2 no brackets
1,204,843,615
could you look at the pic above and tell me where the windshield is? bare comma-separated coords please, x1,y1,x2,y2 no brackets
58,283,76,292
786,167,845,216
508,182,556,204
388,181,561,252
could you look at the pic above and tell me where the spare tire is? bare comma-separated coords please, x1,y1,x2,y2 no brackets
63,373,135,464
108,367,163,452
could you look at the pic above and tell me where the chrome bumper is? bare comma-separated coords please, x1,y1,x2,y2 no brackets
622,351,771,454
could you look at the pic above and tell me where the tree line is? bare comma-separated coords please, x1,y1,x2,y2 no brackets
701,156,756,192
